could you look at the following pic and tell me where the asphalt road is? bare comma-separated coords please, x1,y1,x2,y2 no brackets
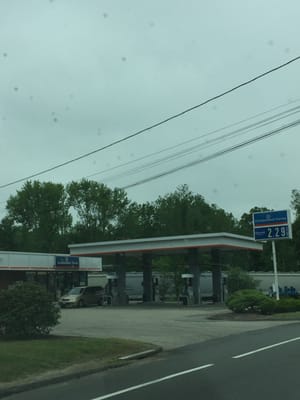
4,322,300,400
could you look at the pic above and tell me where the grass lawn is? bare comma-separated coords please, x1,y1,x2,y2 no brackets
0,337,154,383
270,311,300,320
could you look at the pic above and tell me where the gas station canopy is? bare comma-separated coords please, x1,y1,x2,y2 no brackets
69,232,262,256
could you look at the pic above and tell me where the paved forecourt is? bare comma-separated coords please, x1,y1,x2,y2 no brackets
53,305,294,350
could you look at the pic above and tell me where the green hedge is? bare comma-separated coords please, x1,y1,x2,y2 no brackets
226,289,276,315
274,298,300,313
0,282,61,338
226,290,300,315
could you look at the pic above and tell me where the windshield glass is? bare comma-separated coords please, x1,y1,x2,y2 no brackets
68,287,84,295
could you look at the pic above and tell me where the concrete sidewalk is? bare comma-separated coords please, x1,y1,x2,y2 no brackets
53,304,295,350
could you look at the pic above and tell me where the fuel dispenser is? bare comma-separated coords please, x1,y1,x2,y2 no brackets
105,274,118,305
180,273,194,305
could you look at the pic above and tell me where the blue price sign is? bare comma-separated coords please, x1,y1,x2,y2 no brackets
253,210,292,241
254,226,289,240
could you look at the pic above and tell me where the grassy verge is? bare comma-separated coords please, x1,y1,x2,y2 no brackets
269,311,300,320
210,310,300,321
0,337,154,383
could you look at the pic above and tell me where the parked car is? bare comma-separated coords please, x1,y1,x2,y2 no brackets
59,286,104,308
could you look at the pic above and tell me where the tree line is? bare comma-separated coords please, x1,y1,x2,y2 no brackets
1,179,300,272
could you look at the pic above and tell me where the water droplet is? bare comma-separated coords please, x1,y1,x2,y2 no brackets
103,12,108,18
14,87,18,91
121,57,127,62
53,117,58,123
285,48,290,54
267,40,274,46
247,154,253,160
3,53,7,57
29,96,34,101
149,21,155,28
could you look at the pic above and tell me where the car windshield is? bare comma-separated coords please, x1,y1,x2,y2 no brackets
68,287,84,295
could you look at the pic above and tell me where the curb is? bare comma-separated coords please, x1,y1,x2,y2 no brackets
118,347,162,360
0,347,162,399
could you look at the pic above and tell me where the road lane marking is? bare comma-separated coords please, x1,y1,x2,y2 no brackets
90,364,214,400
233,337,300,359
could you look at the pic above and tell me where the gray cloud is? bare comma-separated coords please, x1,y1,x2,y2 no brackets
1,0,300,220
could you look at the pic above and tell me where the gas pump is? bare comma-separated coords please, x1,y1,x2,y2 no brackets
105,275,118,305
180,273,194,305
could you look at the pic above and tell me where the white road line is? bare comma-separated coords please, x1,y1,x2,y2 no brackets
233,337,300,359
90,364,214,400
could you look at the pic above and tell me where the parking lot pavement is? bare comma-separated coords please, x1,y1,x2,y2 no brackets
53,304,294,350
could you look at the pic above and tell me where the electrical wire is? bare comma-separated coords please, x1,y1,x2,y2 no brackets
86,99,300,179
120,118,300,189
96,106,300,182
1,55,300,190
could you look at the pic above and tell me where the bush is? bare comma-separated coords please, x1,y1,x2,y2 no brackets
0,282,61,338
274,298,300,313
259,297,276,315
226,267,258,295
226,289,275,314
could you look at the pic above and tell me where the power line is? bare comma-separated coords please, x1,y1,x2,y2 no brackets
86,99,300,179
1,55,300,190
120,118,300,189
98,106,300,182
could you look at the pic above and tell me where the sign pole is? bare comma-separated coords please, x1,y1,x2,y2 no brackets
271,240,280,300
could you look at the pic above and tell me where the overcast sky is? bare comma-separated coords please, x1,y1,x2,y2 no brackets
1,0,300,221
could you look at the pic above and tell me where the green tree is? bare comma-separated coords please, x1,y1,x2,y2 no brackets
115,201,159,239
152,184,237,236
5,181,71,252
67,179,129,242
290,189,300,268
226,266,258,295
0,217,19,250
291,189,300,217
